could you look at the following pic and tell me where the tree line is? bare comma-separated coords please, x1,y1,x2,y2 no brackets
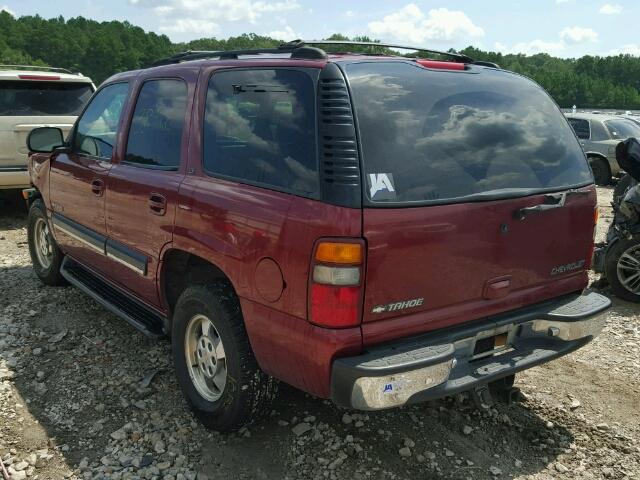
2,12,640,109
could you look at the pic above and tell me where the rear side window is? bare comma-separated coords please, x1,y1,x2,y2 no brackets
203,69,317,196
568,118,590,140
347,62,592,204
0,81,93,116
124,79,188,169
73,82,129,160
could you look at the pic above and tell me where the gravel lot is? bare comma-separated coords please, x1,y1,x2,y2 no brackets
1,187,638,480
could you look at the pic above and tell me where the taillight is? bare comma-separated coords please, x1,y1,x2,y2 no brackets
309,240,364,328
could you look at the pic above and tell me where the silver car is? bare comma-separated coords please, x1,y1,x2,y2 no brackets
565,112,640,185
0,65,94,190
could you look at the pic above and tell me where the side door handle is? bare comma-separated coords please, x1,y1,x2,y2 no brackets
91,178,104,196
148,192,167,216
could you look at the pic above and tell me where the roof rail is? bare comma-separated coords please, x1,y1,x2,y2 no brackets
152,43,327,66
300,40,474,63
151,39,477,67
0,64,77,74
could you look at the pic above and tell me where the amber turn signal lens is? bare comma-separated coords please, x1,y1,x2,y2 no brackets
315,242,362,264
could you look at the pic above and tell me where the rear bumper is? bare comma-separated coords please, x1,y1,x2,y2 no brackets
331,292,610,410
0,167,29,189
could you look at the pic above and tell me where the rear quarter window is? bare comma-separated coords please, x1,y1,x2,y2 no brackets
0,81,93,116
202,68,318,197
346,62,592,204
568,118,590,140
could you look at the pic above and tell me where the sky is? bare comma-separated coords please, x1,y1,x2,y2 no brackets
1,0,638,58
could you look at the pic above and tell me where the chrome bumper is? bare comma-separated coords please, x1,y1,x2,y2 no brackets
331,292,610,410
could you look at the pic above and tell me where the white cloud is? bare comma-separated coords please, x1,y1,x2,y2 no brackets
344,10,354,18
559,26,598,44
556,0,571,3
609,44,640,56
159,18,218,34
130,0,300,36
268,25,299,41
0,4,15,16
368,4,484,44
495,39,565,55
599,3,623,14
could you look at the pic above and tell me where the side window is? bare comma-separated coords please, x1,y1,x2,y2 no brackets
590,120,609,141
203,69,318,196
568,118,590,140
73,83,129,159
124,79,188,169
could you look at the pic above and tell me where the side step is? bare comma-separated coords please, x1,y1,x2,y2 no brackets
61,257,166,338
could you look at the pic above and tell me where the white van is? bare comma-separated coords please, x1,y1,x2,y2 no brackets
0,65,94,190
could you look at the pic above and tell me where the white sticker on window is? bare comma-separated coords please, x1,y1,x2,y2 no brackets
368,173,396,200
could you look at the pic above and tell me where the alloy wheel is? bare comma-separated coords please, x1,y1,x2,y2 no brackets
184,314,227,402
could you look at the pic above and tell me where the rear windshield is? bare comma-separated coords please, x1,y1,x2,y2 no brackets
346,62,592,204
0,81,93,116
604,119,640,140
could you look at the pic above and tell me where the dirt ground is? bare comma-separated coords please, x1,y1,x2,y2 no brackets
0,187,638,480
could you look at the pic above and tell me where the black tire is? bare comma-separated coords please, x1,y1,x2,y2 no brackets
613,174,633,206
605,236,640,302
589,157,611,186
27,199,66,286
172,282,277,431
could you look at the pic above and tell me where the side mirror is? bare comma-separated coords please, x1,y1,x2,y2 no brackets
616,138,640,182
27,127,65,154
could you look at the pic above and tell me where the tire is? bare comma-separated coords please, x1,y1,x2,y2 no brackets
589,157,611,186
605,236,640,302
613,174,633,206
172,282,277,431
27,199,66,286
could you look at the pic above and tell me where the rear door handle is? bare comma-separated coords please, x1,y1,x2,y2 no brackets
148,192,167,216
91,178,104,196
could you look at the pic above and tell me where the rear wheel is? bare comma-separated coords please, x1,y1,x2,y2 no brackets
172,282,277,431
605,237,640,302
27,199,66,286
589,157,611,186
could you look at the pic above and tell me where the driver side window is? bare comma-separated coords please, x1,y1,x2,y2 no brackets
73,82,129,160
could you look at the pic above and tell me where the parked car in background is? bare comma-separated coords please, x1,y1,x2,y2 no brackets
0,65,94,190
24,41,609,431
565,112,640,185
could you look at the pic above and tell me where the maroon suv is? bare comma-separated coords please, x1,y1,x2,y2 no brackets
24,41,610,431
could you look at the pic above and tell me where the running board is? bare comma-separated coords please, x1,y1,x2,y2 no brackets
60,257,166,338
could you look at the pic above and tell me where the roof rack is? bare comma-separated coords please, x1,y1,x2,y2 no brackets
152,39,479,67
300,40,474,63
0,64,76,74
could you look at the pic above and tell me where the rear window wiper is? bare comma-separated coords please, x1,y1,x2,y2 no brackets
514,188,590,220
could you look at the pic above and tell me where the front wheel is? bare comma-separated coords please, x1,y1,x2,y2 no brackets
27,199,66,286
605,237,640,302
172,282,277,431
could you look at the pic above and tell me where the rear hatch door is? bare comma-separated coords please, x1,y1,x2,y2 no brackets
0,79,93,169
344,61,595,336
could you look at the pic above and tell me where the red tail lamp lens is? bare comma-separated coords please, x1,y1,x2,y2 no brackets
310,284,360,328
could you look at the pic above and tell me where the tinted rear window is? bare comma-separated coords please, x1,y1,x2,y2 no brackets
347,62,592,204
203,69,317,197
124,79,188,169
0,81,93,116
